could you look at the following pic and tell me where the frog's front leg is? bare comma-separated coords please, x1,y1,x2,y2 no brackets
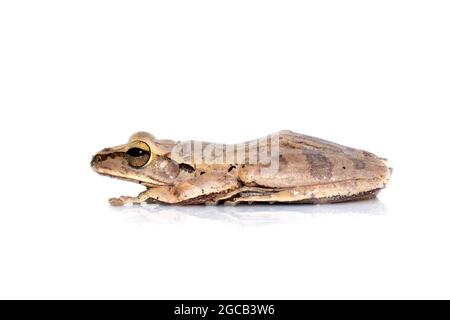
109,186,179,206
109,172,240,206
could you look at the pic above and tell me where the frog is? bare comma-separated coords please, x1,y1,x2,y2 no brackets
91,130,392,206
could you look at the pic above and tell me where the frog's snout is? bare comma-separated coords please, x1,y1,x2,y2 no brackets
91,154,103,167
91,146,124,169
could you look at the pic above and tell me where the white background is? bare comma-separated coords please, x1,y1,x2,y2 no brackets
1,1,449,299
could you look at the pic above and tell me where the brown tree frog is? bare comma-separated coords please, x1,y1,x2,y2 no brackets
91,130,391,206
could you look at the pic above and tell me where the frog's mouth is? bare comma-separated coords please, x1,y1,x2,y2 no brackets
91,152,167,187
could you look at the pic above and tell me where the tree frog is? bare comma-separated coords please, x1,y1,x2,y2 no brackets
91,130,391,206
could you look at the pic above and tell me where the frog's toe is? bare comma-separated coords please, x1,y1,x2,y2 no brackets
224,200,239,206
109,197,125,206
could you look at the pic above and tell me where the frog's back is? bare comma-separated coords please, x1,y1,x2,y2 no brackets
237,130,391,189
169,130,390,190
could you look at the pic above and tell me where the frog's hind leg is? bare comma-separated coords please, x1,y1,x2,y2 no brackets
220,187,279,206
176,185,278,205
224,179,384,205
294,188,381,204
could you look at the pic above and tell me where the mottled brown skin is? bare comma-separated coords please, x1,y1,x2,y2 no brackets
91,130,392,206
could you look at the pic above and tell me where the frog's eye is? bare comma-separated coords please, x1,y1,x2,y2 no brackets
126,141,152,168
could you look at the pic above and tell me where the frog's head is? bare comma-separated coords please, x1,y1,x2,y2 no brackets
91,132,182,186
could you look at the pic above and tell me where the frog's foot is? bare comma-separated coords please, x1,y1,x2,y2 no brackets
109,187,179,206
109,196,138,206
109,189,155,206
223,200,239,206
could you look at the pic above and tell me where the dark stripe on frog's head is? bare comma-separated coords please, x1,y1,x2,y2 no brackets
91,152,125,167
